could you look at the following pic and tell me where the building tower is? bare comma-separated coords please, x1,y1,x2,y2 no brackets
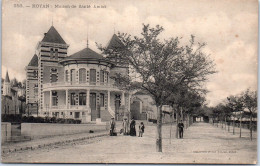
3,71,11,96
36,26,69,116
25,53,39,115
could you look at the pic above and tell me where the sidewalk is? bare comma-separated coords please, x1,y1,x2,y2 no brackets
1,130,109,154
2,122,257,164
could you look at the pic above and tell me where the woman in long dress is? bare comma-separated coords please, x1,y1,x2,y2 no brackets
129,118,136,136
122,117,129,135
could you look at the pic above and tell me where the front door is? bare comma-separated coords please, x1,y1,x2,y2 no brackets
90,93,97,121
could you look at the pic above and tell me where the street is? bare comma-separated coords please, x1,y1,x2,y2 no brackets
2,122,257,164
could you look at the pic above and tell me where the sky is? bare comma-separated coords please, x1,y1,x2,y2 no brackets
2,0,258,106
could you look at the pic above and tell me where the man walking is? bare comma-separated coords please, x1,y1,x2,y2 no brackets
178,120,184,138
110,117,116,136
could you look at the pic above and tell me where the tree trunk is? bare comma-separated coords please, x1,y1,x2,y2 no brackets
233,119,235,135
169,114,173,144
181,107,183,121
239,113,242,138
250,114,252,141
176,109,179,139
225,117,227,130
187,114,190,128
228,120,230,132
185,114,188,129
156,105,163,152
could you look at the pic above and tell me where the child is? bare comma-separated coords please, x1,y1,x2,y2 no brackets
138,122,145,137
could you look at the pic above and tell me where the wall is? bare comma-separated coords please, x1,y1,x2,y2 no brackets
1,95,22,115
21,123,108,139
1,122,11,143
57,90,66,106
133,94,157,119
27,81,38,104
64,63,111,84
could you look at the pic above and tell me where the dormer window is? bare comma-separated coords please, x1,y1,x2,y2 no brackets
33,70,38,78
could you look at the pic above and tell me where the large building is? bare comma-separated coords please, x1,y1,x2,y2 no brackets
25,26,131,123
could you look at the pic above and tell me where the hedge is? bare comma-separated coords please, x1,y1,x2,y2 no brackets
1,115,81,124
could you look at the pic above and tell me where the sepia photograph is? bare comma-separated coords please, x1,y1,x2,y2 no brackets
1,0,258,164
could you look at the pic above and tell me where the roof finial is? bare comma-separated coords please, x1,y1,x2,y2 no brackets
52,16,53,26
87,25,89,48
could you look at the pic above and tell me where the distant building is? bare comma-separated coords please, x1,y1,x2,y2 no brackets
130,91,173,123
1,71,25,115
25,26,131,122
130,91,157,120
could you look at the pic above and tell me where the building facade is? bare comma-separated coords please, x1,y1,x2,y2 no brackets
130,91,173,123
26,26,131,123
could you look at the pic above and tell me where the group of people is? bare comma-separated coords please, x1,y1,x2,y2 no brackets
110,117,184,138
110,117,145,137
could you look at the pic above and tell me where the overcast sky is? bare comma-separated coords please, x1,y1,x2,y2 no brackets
2,0,258,106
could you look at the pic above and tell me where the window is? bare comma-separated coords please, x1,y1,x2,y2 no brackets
51,68,58,83
52,91,58,106
100,93,105,107
55,49,58,59
79,93,86,105
100,70,104,83
51,74,58,82
79,68,86,83
33,70,38,78
34,84,38,97
70,112,72,115
75,112,80,118
50,48,54,59
70,69,76,83
70,93,76,105
65,70,69,82
90,69,96,84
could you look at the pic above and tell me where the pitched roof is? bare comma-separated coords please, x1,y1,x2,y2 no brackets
5,71,10,83
106,34,125,50
41,26,66,44
28,54,38,66
65,47,105,60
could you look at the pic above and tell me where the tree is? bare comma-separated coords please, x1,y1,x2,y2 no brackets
98,24,216,152
166,86,206,138
11,78,18,87
240,89,257,140
227,95,244,136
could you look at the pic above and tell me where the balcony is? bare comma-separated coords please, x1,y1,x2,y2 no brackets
42,81,118,91
44,105,90,111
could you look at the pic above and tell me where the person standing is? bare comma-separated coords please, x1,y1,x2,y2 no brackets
110,117,116,136
122,117,129,135
178,120,184,138
138,122,145,137
129,118,136,136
